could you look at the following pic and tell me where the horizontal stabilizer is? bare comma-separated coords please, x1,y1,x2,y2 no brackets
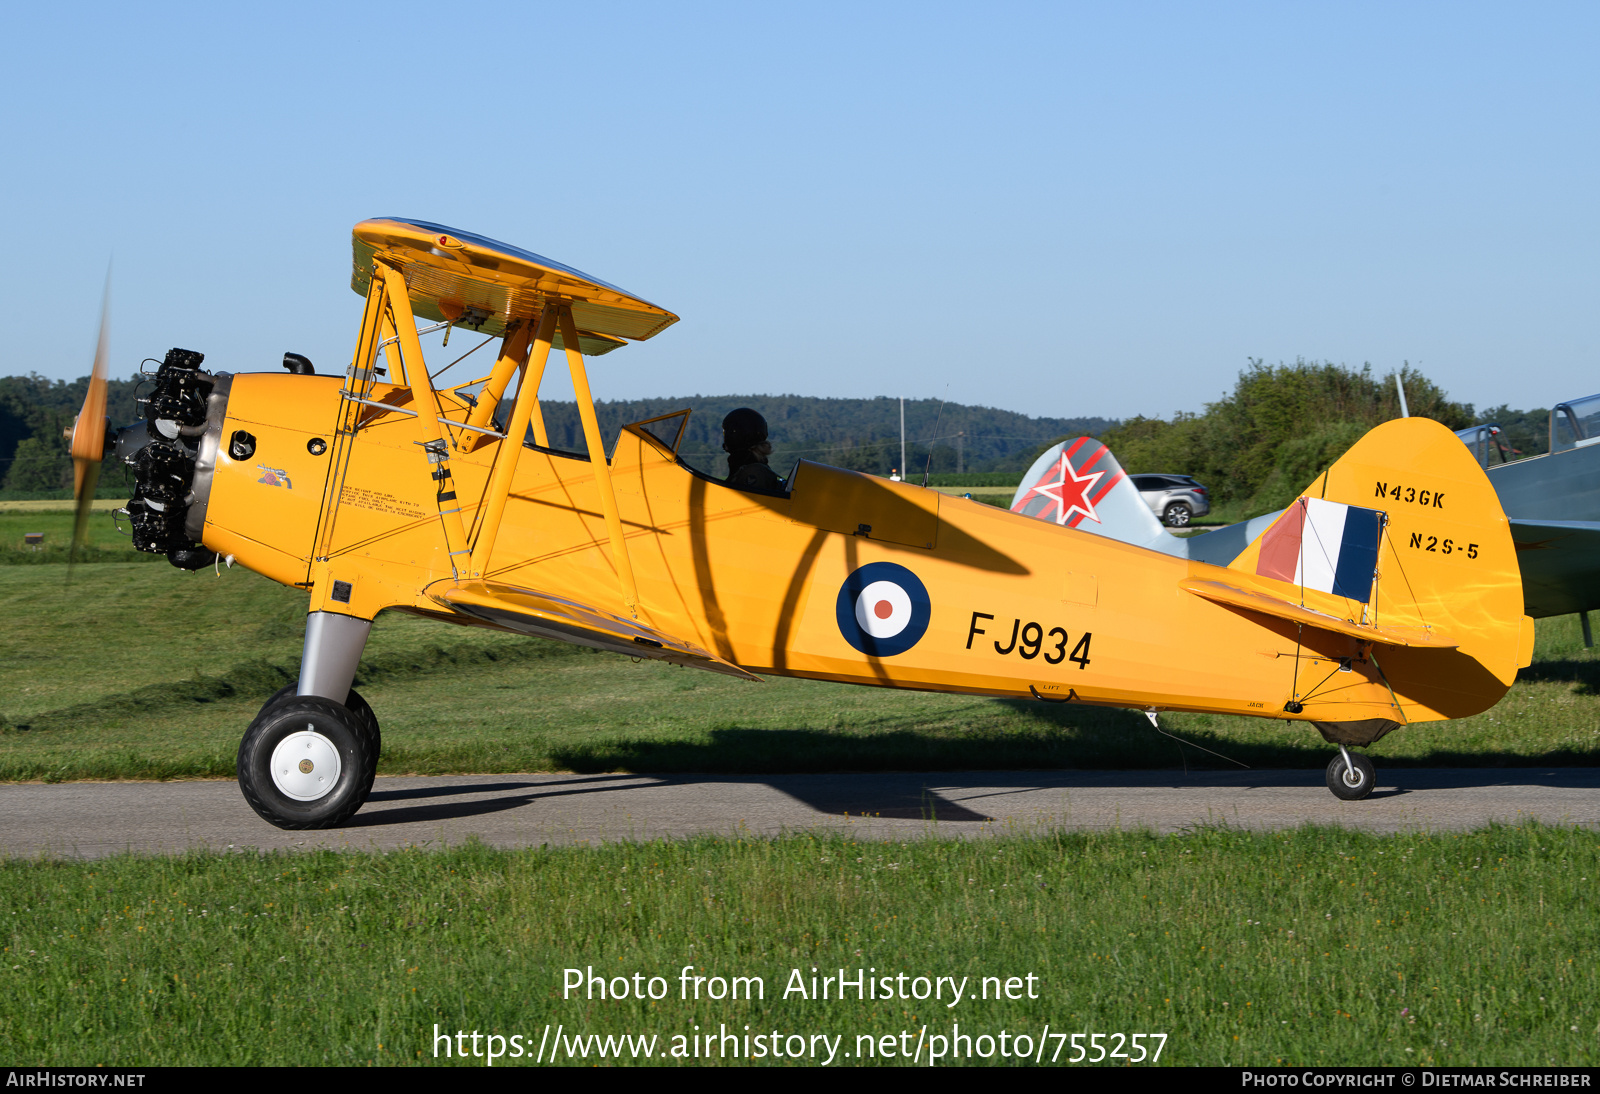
1179,577,1459,649
428,581,760,680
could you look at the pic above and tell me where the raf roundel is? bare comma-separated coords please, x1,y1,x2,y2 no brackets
835,562,932,657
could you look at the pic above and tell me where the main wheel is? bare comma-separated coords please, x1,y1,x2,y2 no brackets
255,685,381,802
237,695,379,829
1164,502,1192,527
1325,751,1376,801
257,686,380,753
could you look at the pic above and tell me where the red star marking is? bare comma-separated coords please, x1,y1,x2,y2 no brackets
1015,450,1105,525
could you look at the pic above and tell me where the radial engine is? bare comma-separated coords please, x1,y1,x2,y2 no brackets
114,347,230,570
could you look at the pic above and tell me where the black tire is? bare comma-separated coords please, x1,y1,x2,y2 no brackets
256,685,381,800
1325,751,1376,801
237,695,378,829
258,685,380,747
1164,502,1192,528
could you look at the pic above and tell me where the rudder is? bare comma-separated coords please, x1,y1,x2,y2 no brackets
1223,416,1527,723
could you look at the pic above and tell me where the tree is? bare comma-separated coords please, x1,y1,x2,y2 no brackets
1095,359,1474,512
3,435,70,492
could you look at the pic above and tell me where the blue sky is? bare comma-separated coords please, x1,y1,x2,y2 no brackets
2,2,1595,421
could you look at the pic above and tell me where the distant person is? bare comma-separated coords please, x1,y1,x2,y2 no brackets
722,408,786,495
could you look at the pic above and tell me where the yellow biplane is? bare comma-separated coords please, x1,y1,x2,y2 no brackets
68,218,1532,827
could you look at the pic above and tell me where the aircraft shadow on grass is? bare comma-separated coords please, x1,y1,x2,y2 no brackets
1514,658,1600,694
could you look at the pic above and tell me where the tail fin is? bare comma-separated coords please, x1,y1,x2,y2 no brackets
1198,416,1529,723
1009,437,1185,557
1009,435,1285,565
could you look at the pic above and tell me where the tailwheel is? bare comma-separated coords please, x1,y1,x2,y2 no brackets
1324,748,1376,801
237,694,380,829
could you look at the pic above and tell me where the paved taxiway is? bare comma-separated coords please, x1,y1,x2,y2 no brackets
2,769,1596,858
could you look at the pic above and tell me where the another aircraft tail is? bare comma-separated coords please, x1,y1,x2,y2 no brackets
1012,424,1531,730
1009,436,1289,565
1009,438,1185,557
1197,416,1531,731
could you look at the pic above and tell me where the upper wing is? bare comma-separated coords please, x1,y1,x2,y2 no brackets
351,218,678,348
426,580,760,681
1509,518,1600,618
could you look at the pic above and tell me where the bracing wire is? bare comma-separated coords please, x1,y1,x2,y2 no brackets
1144,711,1251,770
921,385,950,487
429,333,496,383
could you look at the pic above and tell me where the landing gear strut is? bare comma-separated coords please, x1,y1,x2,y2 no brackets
1324,746,1375,801
236,611,380,829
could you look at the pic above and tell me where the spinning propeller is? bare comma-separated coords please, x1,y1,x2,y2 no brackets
67,282,112,564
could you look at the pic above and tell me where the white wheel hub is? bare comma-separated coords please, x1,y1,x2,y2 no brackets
270,727,343,802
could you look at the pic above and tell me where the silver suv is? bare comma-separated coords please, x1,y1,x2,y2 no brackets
1131,473,1210,527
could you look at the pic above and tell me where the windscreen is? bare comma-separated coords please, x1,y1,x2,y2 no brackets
1553,395,1600,452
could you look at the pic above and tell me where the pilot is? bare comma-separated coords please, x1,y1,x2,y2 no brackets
722,407,786,495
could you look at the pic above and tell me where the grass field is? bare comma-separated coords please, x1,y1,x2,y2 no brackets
1,825,1595,1066
0,508,163,566
2,558,1599,781
2,544,1597,1068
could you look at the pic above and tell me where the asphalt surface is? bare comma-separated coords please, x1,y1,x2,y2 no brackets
2,768,1597,858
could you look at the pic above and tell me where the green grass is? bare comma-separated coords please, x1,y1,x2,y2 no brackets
2,562,1599,781
0,476,137,504
2,562,1595,1068
924,473,1022,488
1194,499,1277,526
1,825,1595,1066
0,510,160,565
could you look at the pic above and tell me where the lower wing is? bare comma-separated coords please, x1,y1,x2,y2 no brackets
427,580,761,681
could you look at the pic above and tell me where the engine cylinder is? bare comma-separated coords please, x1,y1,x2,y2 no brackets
120,348,228,570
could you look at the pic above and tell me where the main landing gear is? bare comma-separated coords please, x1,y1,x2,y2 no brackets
236,612,380,829
1324,746,1376,801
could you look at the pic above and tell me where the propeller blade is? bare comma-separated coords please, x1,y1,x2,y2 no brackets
69,280,111,563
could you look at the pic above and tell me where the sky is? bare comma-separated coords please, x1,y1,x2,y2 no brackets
1,1,1595,422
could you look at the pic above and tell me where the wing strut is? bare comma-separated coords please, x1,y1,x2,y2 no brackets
376,314,410,386
469,307,556,573
311,269,389,571
324,262,643,617
376,262,473,579
465,318,536,437
559,304,641,617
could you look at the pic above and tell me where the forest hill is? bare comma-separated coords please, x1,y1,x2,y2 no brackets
0,361,1544,501
0,378,1109,491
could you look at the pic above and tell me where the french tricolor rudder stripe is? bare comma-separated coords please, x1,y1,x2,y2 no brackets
1255,497,1386,603
1255,503,1308,584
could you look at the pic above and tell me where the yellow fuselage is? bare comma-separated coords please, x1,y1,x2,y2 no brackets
202,374,1520,728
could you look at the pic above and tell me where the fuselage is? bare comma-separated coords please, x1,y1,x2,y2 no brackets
193,373,1513,727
